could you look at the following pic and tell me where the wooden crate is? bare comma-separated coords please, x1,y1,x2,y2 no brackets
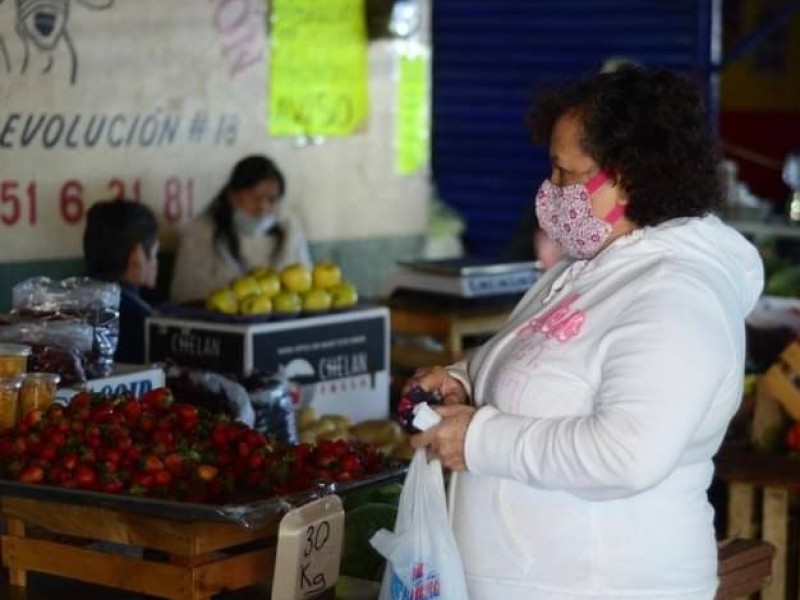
716,538,775,600
716,447,800,600
0,496,280,600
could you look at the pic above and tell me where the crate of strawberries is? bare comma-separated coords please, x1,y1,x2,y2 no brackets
0,387,402,525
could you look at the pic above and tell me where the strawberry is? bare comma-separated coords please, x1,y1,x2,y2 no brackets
138,413,157,434
151,429,174,449
153,469,172,487
38,444,57,462
170,403,198,421
339,454,362,474
48,466,69,485
23,409,43,428
75,464,97,489
69,392,92,411
100,476,125,495
117,399,142,423
18,465,44,484
60,453,79,471
141,454,164,473
248,452,265,470
142,388,173,412
89,402,115,424
210,425,228,448
163,452,187,477
130,471,154,489
46,404,65,422
196,465,218,481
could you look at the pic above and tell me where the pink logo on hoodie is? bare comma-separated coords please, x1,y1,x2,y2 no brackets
518,294,585,342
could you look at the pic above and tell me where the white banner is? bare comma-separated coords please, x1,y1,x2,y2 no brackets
0,0,271,261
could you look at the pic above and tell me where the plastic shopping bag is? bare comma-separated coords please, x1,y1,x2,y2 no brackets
370,448,469,600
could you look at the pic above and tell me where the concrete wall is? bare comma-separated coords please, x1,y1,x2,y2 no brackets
0,1,431,309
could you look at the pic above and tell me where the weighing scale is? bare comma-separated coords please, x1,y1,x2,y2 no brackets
382,257,541,299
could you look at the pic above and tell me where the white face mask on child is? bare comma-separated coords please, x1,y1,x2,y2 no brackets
233,209,277,236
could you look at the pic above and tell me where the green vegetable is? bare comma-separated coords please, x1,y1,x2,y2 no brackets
341,503,398,580
766,266,800,298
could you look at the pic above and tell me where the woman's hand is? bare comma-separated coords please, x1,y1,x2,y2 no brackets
405,366,468,406
411,405,477,471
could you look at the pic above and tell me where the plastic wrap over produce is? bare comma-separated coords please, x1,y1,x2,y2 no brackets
12,277,120,378
0,467,405,530
0,320,92,386
166,366,255,427
241,371,299,445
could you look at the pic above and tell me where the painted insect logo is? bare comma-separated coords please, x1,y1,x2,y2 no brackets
0,0,115,84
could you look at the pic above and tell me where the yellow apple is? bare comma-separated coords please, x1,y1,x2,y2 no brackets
249,266,275,278
239,293,272,316
205,288,239,315
272,290,302,314
256,273,281,298
230,275,261,299
302,288,332,312
280,263,312,293
312,260,342,289
330,281,358,308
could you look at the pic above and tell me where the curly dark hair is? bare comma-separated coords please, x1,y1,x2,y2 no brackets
530,66,723,226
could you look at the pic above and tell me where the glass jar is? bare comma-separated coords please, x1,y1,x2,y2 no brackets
0,377,23,429
20,373,61,418
0,343,31,378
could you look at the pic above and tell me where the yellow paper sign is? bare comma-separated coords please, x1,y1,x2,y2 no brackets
396,49,430,175
268,0,368,137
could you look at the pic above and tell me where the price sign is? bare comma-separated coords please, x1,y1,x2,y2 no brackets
272,495,345,600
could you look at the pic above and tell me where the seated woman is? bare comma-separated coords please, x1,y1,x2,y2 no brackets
83,200,159,365
170,155,311,302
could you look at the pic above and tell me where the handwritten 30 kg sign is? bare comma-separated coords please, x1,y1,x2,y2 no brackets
272,495,345,600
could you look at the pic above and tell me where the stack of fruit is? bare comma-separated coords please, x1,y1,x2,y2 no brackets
0,388,394,502
206,261,359,317
297,407,414,461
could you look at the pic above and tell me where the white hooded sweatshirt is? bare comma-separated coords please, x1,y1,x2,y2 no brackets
446,216,763,600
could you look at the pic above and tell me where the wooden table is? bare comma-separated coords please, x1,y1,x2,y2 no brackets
386,292,519,369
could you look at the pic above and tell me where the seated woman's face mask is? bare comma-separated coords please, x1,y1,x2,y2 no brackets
233,209,277,236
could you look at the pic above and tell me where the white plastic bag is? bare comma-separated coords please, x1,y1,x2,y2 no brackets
370,448,469,600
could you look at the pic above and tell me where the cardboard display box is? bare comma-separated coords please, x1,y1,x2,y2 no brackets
56,364,166,404
145,307,390,422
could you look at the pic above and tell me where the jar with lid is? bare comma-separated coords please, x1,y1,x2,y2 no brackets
20,373,61,418
0,377,23,429
0,343,31,377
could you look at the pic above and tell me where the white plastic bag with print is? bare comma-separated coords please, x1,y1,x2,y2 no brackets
370,448,469,600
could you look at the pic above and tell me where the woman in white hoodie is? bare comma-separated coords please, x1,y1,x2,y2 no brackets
410,67,764,599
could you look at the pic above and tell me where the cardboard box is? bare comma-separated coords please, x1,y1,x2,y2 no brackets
145,307,389,422
56,364,166,404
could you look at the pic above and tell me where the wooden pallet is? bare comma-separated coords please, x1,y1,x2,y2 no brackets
0,496,280,600
716,445,800,600
716,538,775,600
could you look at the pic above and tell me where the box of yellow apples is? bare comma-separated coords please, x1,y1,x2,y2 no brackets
146,274,389,422
205,261,359,320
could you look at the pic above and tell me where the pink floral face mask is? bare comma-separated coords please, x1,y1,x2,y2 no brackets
534,170,624,259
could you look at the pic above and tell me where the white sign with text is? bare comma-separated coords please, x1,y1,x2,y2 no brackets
272,494,345,600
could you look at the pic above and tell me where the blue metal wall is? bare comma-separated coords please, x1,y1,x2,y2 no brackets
432,0,716,258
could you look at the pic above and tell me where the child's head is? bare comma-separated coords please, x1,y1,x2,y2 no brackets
84,200,159,288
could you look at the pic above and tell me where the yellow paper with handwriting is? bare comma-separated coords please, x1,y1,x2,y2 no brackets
396,50,430,175
268,0,368,136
